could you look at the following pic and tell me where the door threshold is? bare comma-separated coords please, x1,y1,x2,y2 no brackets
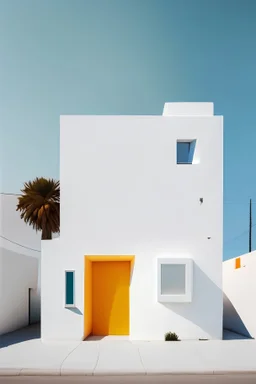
84,335,130,341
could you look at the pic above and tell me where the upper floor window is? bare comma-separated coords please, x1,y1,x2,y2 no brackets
177,140,196,164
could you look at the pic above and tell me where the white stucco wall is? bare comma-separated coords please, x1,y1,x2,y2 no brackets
0,194,41,334
41,102,223,341
223,251,256,338
0,249,38,335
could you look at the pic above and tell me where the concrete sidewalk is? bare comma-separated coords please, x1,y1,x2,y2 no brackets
0,325,256,376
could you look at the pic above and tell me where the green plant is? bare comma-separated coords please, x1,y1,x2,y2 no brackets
165,332,180,341
17,177,60,240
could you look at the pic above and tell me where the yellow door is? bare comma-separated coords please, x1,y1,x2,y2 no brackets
92,261,130,335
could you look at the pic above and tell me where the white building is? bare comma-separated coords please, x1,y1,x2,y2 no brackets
0,194,41,335
223,251,256,338
41,102,223,341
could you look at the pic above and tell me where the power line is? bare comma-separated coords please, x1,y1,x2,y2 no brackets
225,223,256,245
0,192,40,252
2,192,256,204
224,201,256,204
224,230,249,245
1,193,256,250
0,235,40,252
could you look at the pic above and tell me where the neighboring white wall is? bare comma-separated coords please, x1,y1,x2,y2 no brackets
41,103,223,341
0,248,38,335
0,194,41,254
223,251,256,338
0,194,42,332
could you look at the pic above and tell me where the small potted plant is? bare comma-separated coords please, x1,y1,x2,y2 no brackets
165,332,180,341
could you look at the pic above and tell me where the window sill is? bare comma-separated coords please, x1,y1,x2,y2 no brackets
158,293,192,303
65,304,76,308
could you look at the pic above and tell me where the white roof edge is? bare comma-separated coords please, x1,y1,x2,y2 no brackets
163,102,214,116
60,102,219,118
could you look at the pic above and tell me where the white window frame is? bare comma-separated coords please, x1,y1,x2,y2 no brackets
157,258,193,303
65,270,75,308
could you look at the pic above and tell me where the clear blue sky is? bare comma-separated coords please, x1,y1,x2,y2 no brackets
1,0,256,260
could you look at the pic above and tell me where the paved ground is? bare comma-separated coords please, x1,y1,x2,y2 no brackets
1,375,256,383
0,325,255,376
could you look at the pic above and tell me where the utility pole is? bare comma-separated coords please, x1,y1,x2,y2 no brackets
249,198,252,252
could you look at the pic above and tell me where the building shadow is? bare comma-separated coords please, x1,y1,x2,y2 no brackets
84,335,130,341
84,335,108,341
66,307,83,315
161,263,223,338
161,263,253,340
223,292,253,339
0,323,40,349
223,329,252,340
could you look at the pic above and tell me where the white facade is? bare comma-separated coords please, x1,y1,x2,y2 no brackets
41,102,223,341
223,251,256,338
0,194,41,335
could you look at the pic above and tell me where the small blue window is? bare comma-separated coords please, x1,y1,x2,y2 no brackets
177,140,196,164
65,271,75,306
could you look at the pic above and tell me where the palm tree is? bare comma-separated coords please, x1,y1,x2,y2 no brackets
16,177,60,239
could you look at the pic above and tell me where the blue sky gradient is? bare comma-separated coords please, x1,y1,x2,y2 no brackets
1,0,256,259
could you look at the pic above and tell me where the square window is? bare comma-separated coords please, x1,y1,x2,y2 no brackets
177,140,196,164
157,258,193,303
65,271,75,307
161,264,186,295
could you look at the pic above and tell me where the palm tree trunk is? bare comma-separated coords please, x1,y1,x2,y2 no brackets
41,228,52,240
